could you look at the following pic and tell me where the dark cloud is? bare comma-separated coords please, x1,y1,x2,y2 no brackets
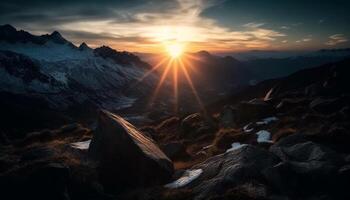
0,0,179,25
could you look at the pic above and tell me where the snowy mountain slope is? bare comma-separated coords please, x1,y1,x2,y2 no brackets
0,24,157,112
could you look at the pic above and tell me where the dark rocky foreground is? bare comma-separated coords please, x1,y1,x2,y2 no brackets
1,58,350,200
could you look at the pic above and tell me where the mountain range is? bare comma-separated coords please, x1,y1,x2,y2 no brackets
1,24,349,135
0,24,160,134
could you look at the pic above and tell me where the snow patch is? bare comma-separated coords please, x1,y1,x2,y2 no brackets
256,116,278,125
256,130,273,143
243,123,254,132
70,140,91,150
226,142,247,152
165,169,203,189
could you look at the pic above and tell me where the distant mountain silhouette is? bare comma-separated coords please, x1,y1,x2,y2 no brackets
185,51,256,93
0,24,74,47
244,54,350,80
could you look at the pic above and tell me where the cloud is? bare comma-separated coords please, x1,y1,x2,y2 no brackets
243,22,265,28
0,0,287,52
280,26,290,30
325,34,348,45
295,36,312,44
302,38,312,42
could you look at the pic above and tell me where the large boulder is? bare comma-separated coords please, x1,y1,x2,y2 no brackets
266,134,345,197
187,145,280,200
88,110,174,192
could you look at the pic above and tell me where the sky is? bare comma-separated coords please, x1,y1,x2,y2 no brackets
0,0,349,53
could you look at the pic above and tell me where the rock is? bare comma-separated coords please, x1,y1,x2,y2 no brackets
309,97,344,115
209,182,269,200
181,113,202,133
236,99,274,123
88,110,173,192
339,106,350,117
59,123,80,133
270,133,309,148
338,165,350,198
219,105,237,127
1,162,71,200
315,125,350,153
161,142,189,160
264,159,341,197
28,163,71,200
0,132,10,144
263,162,298,195
339,165,350,179
271,139,342,164
21,146,55,161
22,129,55,144
180,113,215,139
212,129,255,152
268,136,345,197
156,117,180,130
305,83,324,97
276,98,310,111
187,145,279,200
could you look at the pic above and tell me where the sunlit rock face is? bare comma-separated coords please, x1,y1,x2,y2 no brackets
88,110,174,192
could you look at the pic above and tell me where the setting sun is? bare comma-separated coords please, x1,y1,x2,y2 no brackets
166,43,184,58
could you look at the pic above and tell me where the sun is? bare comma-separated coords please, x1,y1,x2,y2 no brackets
138,40,205,114
166,43,184,58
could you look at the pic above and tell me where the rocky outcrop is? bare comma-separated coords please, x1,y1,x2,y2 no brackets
187,145,279,200
180,113,216,139
265,134,346,198
88,110,174,192
236,99,274,123
161,142,189,160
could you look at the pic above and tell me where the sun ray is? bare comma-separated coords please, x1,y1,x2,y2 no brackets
137,57,168,83
181,56,199,75
184,53,203,62
173,59,179,112
148,58,174,106
178,59,206,112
